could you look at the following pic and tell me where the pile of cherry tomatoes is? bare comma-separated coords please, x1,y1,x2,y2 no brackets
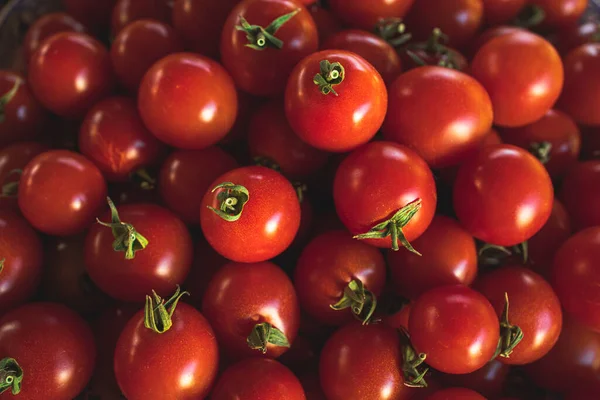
1,0,600,399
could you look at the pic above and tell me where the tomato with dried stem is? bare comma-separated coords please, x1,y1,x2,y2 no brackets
559,160,600,232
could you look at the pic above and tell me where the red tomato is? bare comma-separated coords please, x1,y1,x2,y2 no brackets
18,150,107,236
333,141,437,252
482,0,526,25
453,144,554,247
499,109,581,179
438,360,510,399
62,0,116,32
399,29,469,72
409,285,500,374
383,66,493,168
425,388,486,400
285,50,387,152
138,53,238,149
111,0,171,35
470,31,564,127
530,0,588,28
0,302,95,400
202,261,300,360
559,161,600,231
220,0,318,97
328,0,415,31
0,142,46,211
110,19,183,92
557,43,600,126
554,22,600,55
211,358,306,400
200,166,300,263
468,25,524,58
183,239,229,309
23,12,86,62
308,4,343,44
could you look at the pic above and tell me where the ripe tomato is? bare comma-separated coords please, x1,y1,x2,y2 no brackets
470,31,563,127
285,50,387,152
438,360,509,399
202,261,300,360
388,215,477,300
308,4,342,44
499,109,581,179
409,285,499,374
453,144,554,247
333,141,437,252
327,0,415,31
200,166,300,262
23,12,86,62
0,142,46,211
482,0,526,25
557,43,600,126
0,302,95,400
62,0,116,32
468,25,524,58
530,0,588,28
425,388,486,400
399,29,469,72
554,22,600,55
559,161,600,231
138,52,238,149
114,290,219,399
111,0,171,35
110,19,183,92
18,150,107,236
220,0,318,97
382,66,493,168
211,358,306,400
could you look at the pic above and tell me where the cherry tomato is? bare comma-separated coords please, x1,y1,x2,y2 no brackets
333,141,437,252
580,124,600,160
557,43,600,126
202,261,300,360
425,388,486,400
308,4,343,44
62,0,116,32
138,52,238,149
183,239,229,309
499,109,581,179
438,360,510,399
220,0,318,97
399,29,469,72
468,25,524,58
530,0,588,28
0,302,95,400
409,285,500,374
383,66,493,168
285,50,387,152
18,150,107,236
23,12,86,62
211,358,306,400
328,0,415,31
110,19,184,92
200,166,300,263
453,144,554,247
554,22,600,55
0,142,46,212
482,0,526,25
111,0,171,35
470,30,564,127
559,160,600,231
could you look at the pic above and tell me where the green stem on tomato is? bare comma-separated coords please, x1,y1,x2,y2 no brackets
512,4,545,29
313,60,345,96
235,8,301,50
330,279,377,325
528,141,553,165
374,18,412,48
494,292,524,359
0,80,20,124
144,285,189,334
398,327,429,388
207,182,250,222
0,358,23,395
247,322,290,354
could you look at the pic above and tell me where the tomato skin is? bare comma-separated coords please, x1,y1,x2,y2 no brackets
333,141,437,249
23,12,86,62
453,144,554,247
438,360,509,399
409,285,500,374
138,52,238,149
481,0,526,26
62,0,116,32
559,161,600,232
471,31,564,127
554,22,600,55
220,0,318,97
0,142,46,212
468,25,524,58
183,239,229,309
530,0,588,29
212,358,306,400
383,66,493,168
308,4,343,44
114,303,219,400
18,150,107,236
0,302,96,400
202,261,300,360
111,0,171,35
328,0,415,31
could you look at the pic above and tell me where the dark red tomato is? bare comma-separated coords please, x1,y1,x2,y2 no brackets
293,230,386,326
138,52,238,149
18,150,107,236
333,141,437,252
400,32,469,72
111,0,171,35
383,303,411,330
111,19,183,92
308,4,343,44
554,22,600,55
62,0,116,32
382,66,493,168
565,388,600,400
580,124,600,160
453,144,553,247
320,322,412,400
212,358,306,400
0,71,47,148
388,215,477,300
248,100,328,179
476,266,563,364
468,25,524,58
202,261,300,360
530,0,588,29
557,43,600,126
405,0,484,49
200,166,300,263
158,147,238,225
220,0,318,97
499,109,581,179
0,142,46,211
0,302,95,400
559,161,600,231
183,239,229,309
285,50,387,152
23,12,86,62
328,0,415,31
409,285,499,374
438,360,509,399
425,388,486,400
482,0,526,25
471,31,563,127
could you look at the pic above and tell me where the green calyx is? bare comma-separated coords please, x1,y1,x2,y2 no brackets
406,28,460,70
96,197,149,260
330,279,377,325
313,60,345,96
207,182,250,222
0,259,4,275
131,168,157,190
247,322,290,354
0,169,22,198
399,327,429,388
0,358,23,395
236,8,301,50
513,4,545,29
253,156,282,173
478,241,529,265
494,292,524,359
529,141,553,165
292,181,307,204
354,198,422,255
374,18,412,47
144,285,189,334
0,80,20,124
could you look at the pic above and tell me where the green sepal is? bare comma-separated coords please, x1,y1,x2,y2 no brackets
144,285,189,334
330,279,377,325
235,8,301,50
494,292,524,359
0,259,4,275
0,358,23,395
207,182,250,222
398,327,429,388
253,156,282,172
247,322,290,354
292,181,307,204
374,18,412,47
0,169,22,198
313,60,345,96
529,141,553,165
0,80,20,124
405,28,461,70
513,4,546,29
